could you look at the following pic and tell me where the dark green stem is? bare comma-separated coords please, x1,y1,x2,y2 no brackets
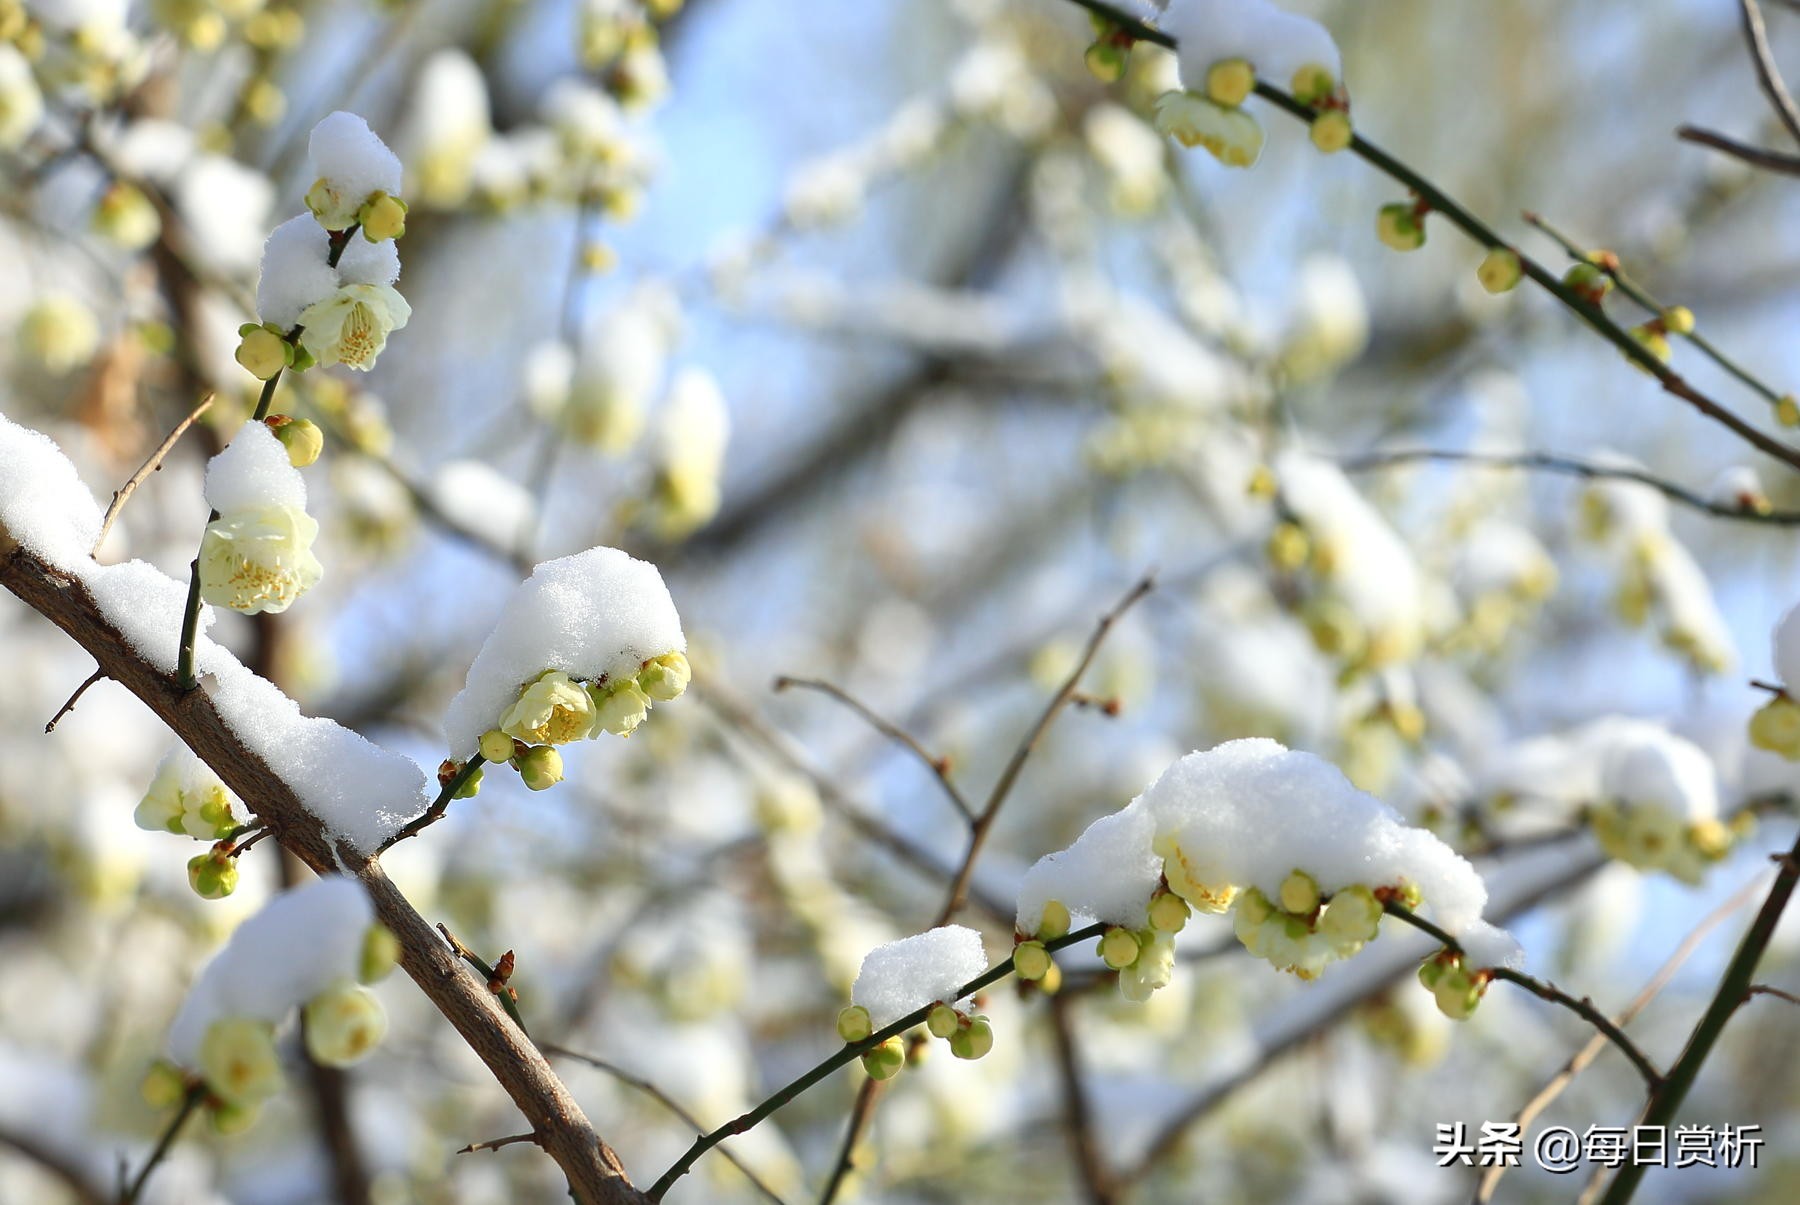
1383,901,1662,1088
645,922,1109,1200
176,370,283,690
121,1084,204,1204
1598,828,1800,1205
377,755,485,853
1051,0,1800,473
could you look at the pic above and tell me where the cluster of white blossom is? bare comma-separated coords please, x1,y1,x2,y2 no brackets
150,878,396,1135
443,546,690,794
1014,740,1520,1020
1578,454,1735,674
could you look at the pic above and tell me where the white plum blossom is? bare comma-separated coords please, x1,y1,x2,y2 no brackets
199,423,323,615
134,745,247,839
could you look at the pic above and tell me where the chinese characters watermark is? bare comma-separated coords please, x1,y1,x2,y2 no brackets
1433,1123,1762,1173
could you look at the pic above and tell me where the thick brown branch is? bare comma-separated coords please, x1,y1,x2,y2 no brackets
0,548,647,1205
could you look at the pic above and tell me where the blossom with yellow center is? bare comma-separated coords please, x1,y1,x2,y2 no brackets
498,670,600,745
1153,91,1264,168
199,1018,284,1105
303,982,388,1066
199,504,324,615
297,284,411,371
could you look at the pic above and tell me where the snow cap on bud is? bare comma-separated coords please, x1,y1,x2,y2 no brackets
305,112,403,231
514,744,564,791
836,1004,872,1043
188,851,239,899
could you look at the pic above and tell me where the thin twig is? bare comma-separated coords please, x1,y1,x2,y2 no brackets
44,667,104,733
437,922,528,1035
459,1132,541,1155
543,1045,791,1205
94,394,214,553
1522,211,1790,410
1598,831,1800,1204
936,573,1156,924
1740,0,1800,145
379,755,485,852
1381,901,1663,1088
1474,871,1773,1203
1046,993,1116,1204
120,1084,204,1204
773,675,975,822
817,1076,882,1205
1341,447,1800,525
645,922,1109,1200
1060,0,1800,473
1677,124,1800,174
1746,983,1800,1006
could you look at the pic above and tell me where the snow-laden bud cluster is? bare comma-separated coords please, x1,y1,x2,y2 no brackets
1017,740,1519,1019
1152,0,1347,167
444,547,688,788
1477,717,1737,884
1751,602,1800,761
644,367,730,540
526,283,681,453
27,0,145,106
1444,519,1558,655
134,745,247,840
398,49,492,209
164,878,392,1131
305,111,406,236
1577,455,1735,674
198,421,323,615
844,925,992,1077
254,214,410,371
1270,451,1426,673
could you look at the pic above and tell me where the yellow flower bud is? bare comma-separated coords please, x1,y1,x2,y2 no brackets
187,852,239,900
1477,247,1523,294
1037,959,1063,995
1278,869,1320,915
836,1004,872,1043
1290,63,1337,104
926,1003,961,1039
1749,695,1800,759
1036,899,1071,941
479,729,517,764
1780,395,1800,427
515,745,564,791
1266,522,1309,571
1148,891,1190,933
359,923,400,983
1376,203,1426,252
266,416,322,467
1013,940,1052,981
860,1036,905,1080
1084,40,1126,84
1629,323,1672,366
1098,927,1140,970
303,982,388,1066
235,324,290,381
141,1060,188,1110
1661,305,1695,335
638,651,691,701
199,1017,283,1105
1563,262,1612,304
1204,58,1255,108
1309,109,1352,153
358,191,408,242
